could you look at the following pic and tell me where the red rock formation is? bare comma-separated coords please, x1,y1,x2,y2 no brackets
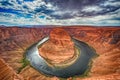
0,57,23,80
19,66,59,80
39,28,75,66
50,28,72,47
0,27,51,73
0,26,120,80
76,73,120,80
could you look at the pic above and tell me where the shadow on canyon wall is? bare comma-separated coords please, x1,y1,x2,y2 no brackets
0,26,120,80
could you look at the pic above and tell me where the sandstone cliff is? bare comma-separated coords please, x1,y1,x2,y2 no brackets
0,57,23,80
39,28,75,66
0,26,120,80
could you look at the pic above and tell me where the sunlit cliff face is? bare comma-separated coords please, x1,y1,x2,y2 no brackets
38,28,76,66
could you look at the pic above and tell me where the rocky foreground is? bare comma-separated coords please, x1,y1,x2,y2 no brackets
0,26,120,80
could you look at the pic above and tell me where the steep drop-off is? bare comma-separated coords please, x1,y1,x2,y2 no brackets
0,57,23,80
0,26,120,80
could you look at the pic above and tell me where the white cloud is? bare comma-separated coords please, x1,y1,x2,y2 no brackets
22,0,45,10
0,0,21,10
0,11,120,26
0,0,120,26
0,0,56,15
0,12,38,25
20,0,57,13
82,6,103,12
102,1,120,7
0,12,63,25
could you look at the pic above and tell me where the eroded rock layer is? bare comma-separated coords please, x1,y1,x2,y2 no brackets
0,57,23,80
0,26,120,80
39,28,75,65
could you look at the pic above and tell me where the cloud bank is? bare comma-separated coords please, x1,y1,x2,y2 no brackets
0,0,120,26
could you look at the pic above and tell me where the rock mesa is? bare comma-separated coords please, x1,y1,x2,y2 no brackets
39,28,75,66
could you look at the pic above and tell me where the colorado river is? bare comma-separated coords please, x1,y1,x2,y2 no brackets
26,37,96,78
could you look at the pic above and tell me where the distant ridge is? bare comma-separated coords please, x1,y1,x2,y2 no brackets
0,25,120,28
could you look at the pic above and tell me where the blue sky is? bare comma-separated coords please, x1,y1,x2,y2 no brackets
0,0,120,26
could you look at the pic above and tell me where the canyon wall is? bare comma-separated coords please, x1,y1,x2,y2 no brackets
0,26,120,80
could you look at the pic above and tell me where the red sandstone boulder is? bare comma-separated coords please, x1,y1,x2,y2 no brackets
39,28,75,65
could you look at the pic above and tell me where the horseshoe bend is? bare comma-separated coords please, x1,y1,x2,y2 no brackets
38,28,78,67
25,27,96,78
0,26,120,80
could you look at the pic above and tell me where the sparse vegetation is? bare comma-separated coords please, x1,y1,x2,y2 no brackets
18,57,30,73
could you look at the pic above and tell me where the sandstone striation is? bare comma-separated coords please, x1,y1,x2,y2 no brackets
0,26,120,80
39,28,76,66
0,27,51,73
0,57,23,80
